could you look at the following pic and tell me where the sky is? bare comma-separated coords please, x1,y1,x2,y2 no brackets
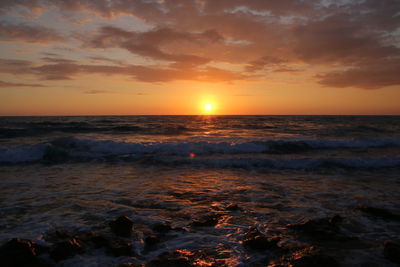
0,0,399,115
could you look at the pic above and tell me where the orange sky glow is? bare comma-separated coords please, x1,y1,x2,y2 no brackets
0,0,399,115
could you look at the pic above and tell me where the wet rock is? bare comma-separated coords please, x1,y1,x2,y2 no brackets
107,240,133,257
152,222,173,233
288,246,339,267
147,252,191,266
287,215,349,241
0,238,37,267
383,240,400,264
118,263,136,267
45,229,76,242
31,242,50,256
50,238,84,261
226,203,241,211
358,206,400,221
145,235,161,249
191,214,219,227
109,216,133,237
242,227,280,250
89,234,110,248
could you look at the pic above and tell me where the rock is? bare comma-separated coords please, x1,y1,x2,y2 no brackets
242,227,280,250
146,250,192,267
0,238,37,267
358,206,400,221
44,229,76,243
145,235,161,249
109,216,134,237
287,215,349,241
107,240,132,257
383,240,400,264
31,242,50,255
90,234,110,248
152,223,173,233
226,203,241,211
50,238,84,261
118,263,136,267
146,249,221,267
191,214,219,227
289,246,339,267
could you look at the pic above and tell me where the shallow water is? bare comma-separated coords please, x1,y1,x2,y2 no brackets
0,116,399,266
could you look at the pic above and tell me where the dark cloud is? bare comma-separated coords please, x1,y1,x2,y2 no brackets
317,58,400,89
292,14,400,65
84,89,110,94
0,80,46,88
89,26,223,67
246,56,287,72
0,59,34,74
41,57,76,64
273,68,303,73
0,59,247,83
0,21,64,43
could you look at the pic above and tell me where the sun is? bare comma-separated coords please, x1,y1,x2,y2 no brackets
204,103,213,112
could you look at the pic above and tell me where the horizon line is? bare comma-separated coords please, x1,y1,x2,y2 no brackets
1,114,399,117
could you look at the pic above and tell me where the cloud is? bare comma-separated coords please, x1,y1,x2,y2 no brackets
246,56,287,72
0,0,399,88
88,26,223,67
0,80,46,88
83,89,110,94
273,68,303,73
292,14,400,65
0,21,64,44
0,58,248,83
317,58,400,89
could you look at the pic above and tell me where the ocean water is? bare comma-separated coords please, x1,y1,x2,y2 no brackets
0,116,399,266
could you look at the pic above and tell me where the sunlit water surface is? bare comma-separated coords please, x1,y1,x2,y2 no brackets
0,116,399,266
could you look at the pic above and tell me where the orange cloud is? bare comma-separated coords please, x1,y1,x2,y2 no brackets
0,21,64,44
0,0,399,89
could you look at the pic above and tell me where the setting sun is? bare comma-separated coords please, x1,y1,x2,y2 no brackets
204,104,213,113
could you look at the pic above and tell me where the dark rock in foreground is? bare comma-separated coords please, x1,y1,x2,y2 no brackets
383,240,400,264
50,238,84,261
107,240,133,257
191,214,219,227
0,238,39,267
287,215,349,241
144,235,161,250
289,246,339,267
271,246,339,267
146,250,192,267
109,216,134,237
146,249,222,267
226,203,241,211
90,233,110,248
88,232,133,257
152,222,173,233
118,262,136,267
358,206,400,221
242,227,280,250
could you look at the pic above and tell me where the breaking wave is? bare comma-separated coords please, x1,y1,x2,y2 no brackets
1,137,400,170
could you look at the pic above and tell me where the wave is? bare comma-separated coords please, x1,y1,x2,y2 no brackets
0,125,194,138
1,137,400,167
152,157,400,170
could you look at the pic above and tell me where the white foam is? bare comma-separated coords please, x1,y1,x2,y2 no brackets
0,144,48,163
1,137,400,164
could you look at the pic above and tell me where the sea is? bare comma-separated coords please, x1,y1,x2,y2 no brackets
0,115,399,266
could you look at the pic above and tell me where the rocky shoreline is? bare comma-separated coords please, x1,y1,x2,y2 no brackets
1,205,400,267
